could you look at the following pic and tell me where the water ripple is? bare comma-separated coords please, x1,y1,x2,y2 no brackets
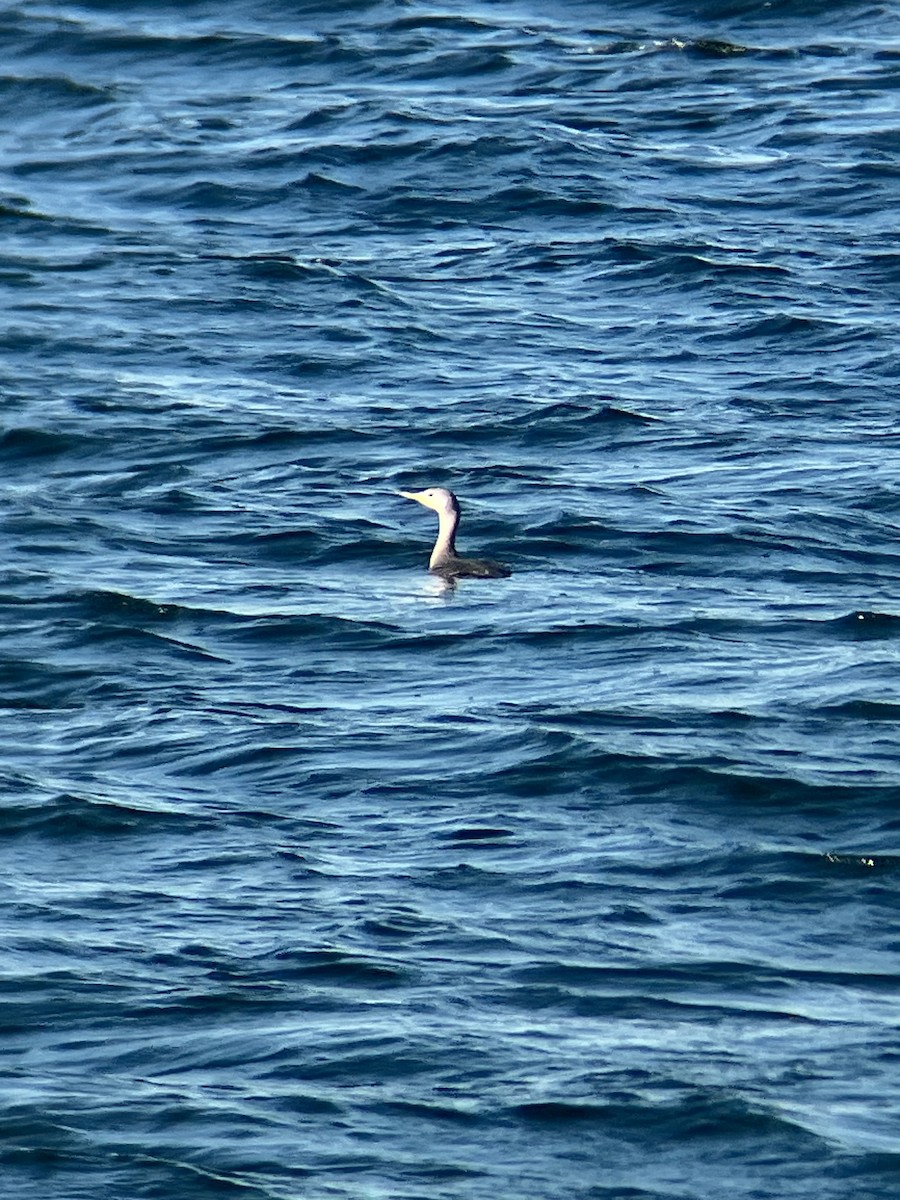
2,2,900,1198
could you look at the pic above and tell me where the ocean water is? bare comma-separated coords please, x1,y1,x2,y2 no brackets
3,0,900,1196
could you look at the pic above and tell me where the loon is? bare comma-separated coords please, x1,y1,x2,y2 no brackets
398,487,511,579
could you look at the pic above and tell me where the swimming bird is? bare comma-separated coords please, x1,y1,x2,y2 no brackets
398,487,511,579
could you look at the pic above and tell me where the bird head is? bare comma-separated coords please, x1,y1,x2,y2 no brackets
398,487,460,517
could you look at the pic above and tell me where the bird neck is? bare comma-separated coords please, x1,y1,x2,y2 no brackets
429,507,459,568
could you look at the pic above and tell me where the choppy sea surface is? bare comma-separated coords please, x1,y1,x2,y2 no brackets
3,1,900,1196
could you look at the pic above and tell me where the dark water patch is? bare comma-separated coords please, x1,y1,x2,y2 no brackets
143,943,409,993
717,851,895,898
823,851,895,872
64,622,224,665
496,399,661,446
136,173,369,214
421,862,520,894
498,983,812,1024
196,424,370,457
126,988,296,1022
703,313,873,347
55,591,400,651
0,73,115,111
25,26,359,74
828,610,900,639
295,170,366,196
259,1037,447,1084
581,1189,671,1200
486,608,900,651
238,528,325,560
682,38,752,57
0,792,208,838
177,742,306,780
0,659,95,709
378,628,490,653
359,908,444,939
0,1109,92,1166
400,46,517,82
63,589,224,626
602,244,793,286
472,735,900,811
274,1092,343,1116
253,350,378,380
243,613,398,648
140,486,212,513
373,1097,482,1125
510,1091,819,1147
608,844,891,892
386,14,499,35
816,698,900,720
837,1149,900,1180
266,948,407,987
314,529,412,567
513,959,900,1003
0,427,89,460
373,183,612,230
441,827,516,843
236,253,350,284
657,765,900,813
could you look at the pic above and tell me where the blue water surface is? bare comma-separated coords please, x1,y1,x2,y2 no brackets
2,1,900,1197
